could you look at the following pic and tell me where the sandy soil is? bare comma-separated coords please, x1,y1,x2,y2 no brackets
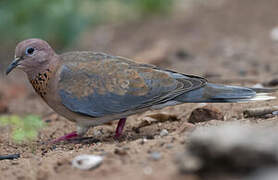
1,0,278,179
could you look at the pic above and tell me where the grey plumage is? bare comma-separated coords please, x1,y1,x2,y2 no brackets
6,39,276,140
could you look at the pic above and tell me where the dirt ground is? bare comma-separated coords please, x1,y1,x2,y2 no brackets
1,0,278,179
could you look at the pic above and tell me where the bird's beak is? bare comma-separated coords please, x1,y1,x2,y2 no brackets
6,57,21,75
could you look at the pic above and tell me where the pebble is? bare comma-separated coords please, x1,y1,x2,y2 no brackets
177,122,278,175
139,138,148,145
146,135,155,140
188,105,224,123
114,148,128,156
175,49,191,60
150,152,161,161
160,129,169,137
44,119,52,123
272,111,278,115
72,154,103,170
263,78,278,87
166,144,174,149
93,129,103,137
270,26,278,41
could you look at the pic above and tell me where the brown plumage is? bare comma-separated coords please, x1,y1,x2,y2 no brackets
6,38,276,142
29,68,52,98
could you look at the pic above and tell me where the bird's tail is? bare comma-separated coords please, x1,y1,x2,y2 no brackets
175,83,276,103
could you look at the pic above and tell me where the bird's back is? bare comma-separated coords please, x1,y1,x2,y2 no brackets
56,51,206,118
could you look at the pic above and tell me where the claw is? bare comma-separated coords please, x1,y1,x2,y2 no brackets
52,131,79,143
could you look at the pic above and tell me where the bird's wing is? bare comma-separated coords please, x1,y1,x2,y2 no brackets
57,52,207,117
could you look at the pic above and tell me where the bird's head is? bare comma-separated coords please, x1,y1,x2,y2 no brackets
6,39,56,75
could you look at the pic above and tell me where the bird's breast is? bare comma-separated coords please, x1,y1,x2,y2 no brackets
29,68,52,99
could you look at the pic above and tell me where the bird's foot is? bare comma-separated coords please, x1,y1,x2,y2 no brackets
52,131,79,143
114,118,126,139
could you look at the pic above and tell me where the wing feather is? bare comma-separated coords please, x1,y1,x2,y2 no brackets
57,52,206,117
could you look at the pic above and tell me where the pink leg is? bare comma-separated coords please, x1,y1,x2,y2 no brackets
114,118,126,139
52,131,78,143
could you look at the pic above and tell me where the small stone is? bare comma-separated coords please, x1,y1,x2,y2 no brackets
133,127,140,134
270,27,278,41
166,144,173,149
263,78,278,87
272,111,278,115
93,129,103,137
96,142,102,146
44,119,52,123
146,135,155,139
176,49,192,60
160,129,169,137
114,148,127,156
177,122,278,175
188,105,224,124
72,154,103,170
150,152,161,161
139,138,148,145
264,114,275,118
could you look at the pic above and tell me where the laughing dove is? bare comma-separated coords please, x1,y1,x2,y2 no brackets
6,39,275,142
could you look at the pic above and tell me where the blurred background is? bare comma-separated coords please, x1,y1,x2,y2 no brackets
1,0,278,79
0,0,173,70
2,1,278,180
1,0,278,113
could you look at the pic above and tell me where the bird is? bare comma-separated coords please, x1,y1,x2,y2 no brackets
6,38,276,142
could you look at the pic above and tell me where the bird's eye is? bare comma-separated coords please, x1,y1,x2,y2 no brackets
25,47,35,55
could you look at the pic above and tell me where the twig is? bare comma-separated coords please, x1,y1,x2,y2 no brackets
243,106,278,118
0,154,20,160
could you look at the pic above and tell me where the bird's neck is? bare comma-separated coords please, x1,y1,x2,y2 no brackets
28,56,59,98
29,67,53,98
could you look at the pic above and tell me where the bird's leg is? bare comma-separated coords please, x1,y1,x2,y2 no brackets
52,125,89,143
114,118,126,139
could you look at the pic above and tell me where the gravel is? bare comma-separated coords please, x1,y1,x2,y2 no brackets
160,129,169,137
150,152,161,161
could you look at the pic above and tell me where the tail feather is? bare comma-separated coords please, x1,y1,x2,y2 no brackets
247,93,276,101
175,83,276,103
250,87,278,93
